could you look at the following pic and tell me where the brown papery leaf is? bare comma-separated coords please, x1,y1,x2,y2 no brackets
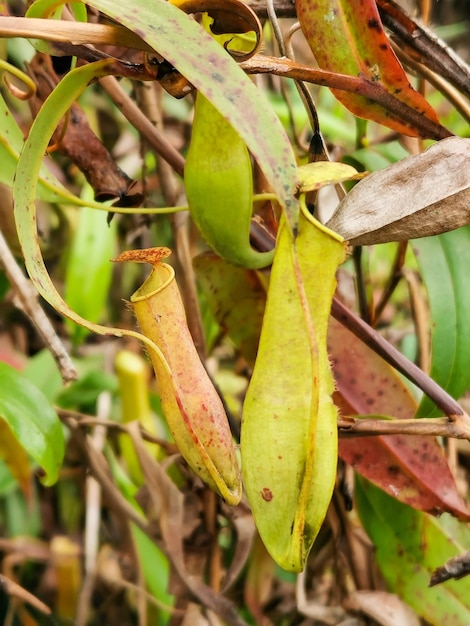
327,137,470,245
344,590,421,626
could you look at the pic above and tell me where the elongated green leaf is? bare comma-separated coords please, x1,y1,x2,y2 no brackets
241,206,346,572
413,227,470,418
84,0,299,230
295,0,441,136
0,361,65,485
356,476,470,625
64,187,117,344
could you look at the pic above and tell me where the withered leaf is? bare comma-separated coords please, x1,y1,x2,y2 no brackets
326,137,470,245
27,53,142,207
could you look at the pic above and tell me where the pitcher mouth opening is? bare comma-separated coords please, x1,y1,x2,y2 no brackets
130,263,175,303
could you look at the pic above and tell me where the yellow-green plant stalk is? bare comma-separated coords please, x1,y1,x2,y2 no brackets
50,536,82,621
115,350,162,484
114,248,241,505
241,201,347,572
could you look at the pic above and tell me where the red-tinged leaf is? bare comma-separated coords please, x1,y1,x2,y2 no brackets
295,0,441,136
193,252,267,367
329,318,470,520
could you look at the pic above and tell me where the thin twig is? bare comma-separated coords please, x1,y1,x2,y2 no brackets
241,55,452,140
402,267,430,374
57,409,179,452
0,229,76,381
373,241,407,325
0,16,153,51
0,574,52,616
76,390,112,626
63,415,149,533
338,414,470,440
99,75,185,177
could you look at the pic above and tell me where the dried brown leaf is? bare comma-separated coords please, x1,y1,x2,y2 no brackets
344,590,420,626
327,137,470,245
27,53,143,206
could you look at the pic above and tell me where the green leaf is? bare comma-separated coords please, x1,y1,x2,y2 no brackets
356,477,470,625
56,370,117,412
413,227,470,417
64,187,117,344
342,141,409,173
0,459,18,496
193,252,267,367
22,349,64,403
0,362,65,486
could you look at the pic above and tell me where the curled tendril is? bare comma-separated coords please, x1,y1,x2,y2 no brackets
0,60,36,100
170,0,262,61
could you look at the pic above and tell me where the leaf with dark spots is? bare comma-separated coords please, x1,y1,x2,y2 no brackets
330,317,470,520
356,477,470,625
193,252,266,367
295,0,444,137
87,0,299,231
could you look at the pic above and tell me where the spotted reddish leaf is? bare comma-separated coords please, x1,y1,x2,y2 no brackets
329,318,470,519
193,252,266,368
295,0,441,136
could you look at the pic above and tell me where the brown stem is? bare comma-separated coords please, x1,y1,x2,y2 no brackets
99,75,185,177
373,241,407,325
338,414,470,439
376,0,470,99
242,55,452,140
